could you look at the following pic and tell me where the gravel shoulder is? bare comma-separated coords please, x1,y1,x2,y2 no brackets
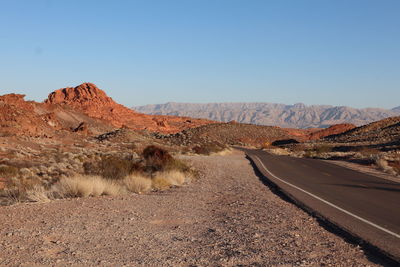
0,151,385,266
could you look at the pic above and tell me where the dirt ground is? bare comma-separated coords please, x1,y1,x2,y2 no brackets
0,151,386,266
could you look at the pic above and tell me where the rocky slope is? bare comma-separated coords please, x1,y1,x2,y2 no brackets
153,122,296,147
45,83,214,134
326,116,400,145
135,102,400,128
308,123,356,140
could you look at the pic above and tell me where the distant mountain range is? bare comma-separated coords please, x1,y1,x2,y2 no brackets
134,102,400,128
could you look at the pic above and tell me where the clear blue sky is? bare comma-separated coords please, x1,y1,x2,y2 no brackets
0,0,399,108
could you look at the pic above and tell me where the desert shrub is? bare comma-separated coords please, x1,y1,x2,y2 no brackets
83,155,142,180
356,147,381,158
0,165,19,178
267,148,290,156
0,176,42,204
152,176,172,191
26,185,51,202
290,144,308,152
260,142,271,149
52,175,125,198
192,142,226,155
314,145,333,154
391,159,400,175
164,158,190,172
142,145,173,171
124,174,152,194
154,170,185,187
271,139,299,146
304,150,316,158
375,159,397,175
212,148,233,156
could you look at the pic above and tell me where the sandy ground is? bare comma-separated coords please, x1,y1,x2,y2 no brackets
0,151,386,266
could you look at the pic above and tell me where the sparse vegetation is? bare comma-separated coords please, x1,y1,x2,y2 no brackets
0,145,192,205
192,142,226,155
124,174,152,194
375,158,399,176
0,164,19,178
154,170,186,187
151,176,172,191
53,175,126,198
83,155,142,180
314,145,333,154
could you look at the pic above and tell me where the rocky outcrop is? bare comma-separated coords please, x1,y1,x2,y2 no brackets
308,124,356,140
45,83,214,133
0,94,58,136
46,83,112,105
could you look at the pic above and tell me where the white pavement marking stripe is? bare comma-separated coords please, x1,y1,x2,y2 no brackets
253,155,400,239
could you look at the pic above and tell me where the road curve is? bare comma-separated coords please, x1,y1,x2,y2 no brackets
242,148,400,263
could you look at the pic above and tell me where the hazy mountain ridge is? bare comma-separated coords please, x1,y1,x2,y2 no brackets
134,102,400,128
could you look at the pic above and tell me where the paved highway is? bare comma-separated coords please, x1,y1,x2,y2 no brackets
242,148,400,263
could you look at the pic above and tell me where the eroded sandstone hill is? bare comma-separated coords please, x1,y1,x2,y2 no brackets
45,83,214,133
0,83,215,137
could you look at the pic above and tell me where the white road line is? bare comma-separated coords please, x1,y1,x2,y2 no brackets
253,155,400,239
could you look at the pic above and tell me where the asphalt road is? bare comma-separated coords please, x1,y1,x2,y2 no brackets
242,148,400,263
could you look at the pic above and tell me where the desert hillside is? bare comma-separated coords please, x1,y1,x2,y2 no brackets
135,102,400,128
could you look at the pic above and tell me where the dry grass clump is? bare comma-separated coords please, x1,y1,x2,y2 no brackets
124,174,152,194
52,175,125,198
0,164,19,178
151,170,186,190
267,148,291,156
376,158,398,176
155,170,185,186
25,185,51,203
151,177,172,191
0,176,42,204
192,142,226,155
211,148,233,156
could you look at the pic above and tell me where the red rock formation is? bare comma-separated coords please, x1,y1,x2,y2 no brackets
0,94,57,136
45,83,214,133
308,123,356,140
